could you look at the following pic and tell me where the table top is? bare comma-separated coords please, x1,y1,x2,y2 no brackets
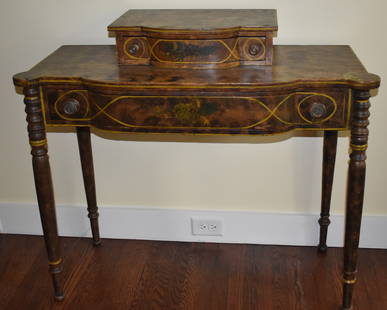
108,9,278,32
13,45,380,90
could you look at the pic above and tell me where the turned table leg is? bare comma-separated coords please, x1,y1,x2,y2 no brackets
24,86,64,300
76,127,101,246
342,90,370,310
318,130,338,252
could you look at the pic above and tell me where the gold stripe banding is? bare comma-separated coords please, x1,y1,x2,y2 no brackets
25,96,39,101
38,79,352,89
30,139,47,147
351,144,368,151
108,26,277,33
48,258,62,266
344,278,356,284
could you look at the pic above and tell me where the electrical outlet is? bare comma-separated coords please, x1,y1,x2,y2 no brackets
191,218,223,236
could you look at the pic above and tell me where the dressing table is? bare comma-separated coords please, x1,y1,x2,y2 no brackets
12,9,381,309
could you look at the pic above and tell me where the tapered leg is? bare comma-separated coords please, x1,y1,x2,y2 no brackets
76,127,101,246
24,86,64,300
342,90,370,310
318,131,338,252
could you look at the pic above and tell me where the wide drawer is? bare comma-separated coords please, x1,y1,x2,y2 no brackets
108,9,277,68
40,87,351,135
115,36,272,68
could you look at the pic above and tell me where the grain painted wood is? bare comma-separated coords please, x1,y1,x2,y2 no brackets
23,86,64,301
13,45,379,89
108,9,277,67
342,90,371,309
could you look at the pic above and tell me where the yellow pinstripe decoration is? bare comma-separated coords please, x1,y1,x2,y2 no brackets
343,278,356,284
48,258,62,266
50,91,340,130
350,144,368,151
29,139,47,147
25,96,39,101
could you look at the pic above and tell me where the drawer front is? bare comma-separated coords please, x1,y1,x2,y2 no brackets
41,87,351,134
116,36,271,67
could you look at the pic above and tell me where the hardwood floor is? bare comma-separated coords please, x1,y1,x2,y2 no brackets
0,234,386,310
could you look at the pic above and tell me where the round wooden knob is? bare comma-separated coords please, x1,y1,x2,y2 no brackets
128,43,140,55
248,44,260,56
310,102,327,118
63,98,80,115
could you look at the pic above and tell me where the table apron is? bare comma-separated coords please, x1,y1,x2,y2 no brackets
40,86,352,135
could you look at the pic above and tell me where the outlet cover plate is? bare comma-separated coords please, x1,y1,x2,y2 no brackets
191,218,224,236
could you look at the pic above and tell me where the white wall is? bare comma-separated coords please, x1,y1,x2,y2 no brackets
0,1,386,243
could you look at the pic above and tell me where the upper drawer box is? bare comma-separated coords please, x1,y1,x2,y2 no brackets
108,9,277,68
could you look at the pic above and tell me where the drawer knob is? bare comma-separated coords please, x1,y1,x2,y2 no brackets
310,102,327,118
128,43,140,55
248,44,260,56
63,98,80,115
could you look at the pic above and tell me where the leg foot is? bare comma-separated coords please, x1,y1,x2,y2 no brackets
53,284,65,301
52,272,64,301
317,243,328,253
93,239,102,247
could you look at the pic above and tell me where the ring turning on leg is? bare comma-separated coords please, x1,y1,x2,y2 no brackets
342,90,371,310
24,86,64,300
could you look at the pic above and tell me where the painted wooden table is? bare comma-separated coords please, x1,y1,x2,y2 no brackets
13,44,380,309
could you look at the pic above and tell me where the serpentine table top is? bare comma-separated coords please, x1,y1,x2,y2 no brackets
13,45,379,90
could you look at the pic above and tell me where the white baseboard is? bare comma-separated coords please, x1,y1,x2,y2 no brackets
0,203,386,249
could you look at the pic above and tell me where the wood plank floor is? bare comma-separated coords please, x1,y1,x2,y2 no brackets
0,234,386,310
